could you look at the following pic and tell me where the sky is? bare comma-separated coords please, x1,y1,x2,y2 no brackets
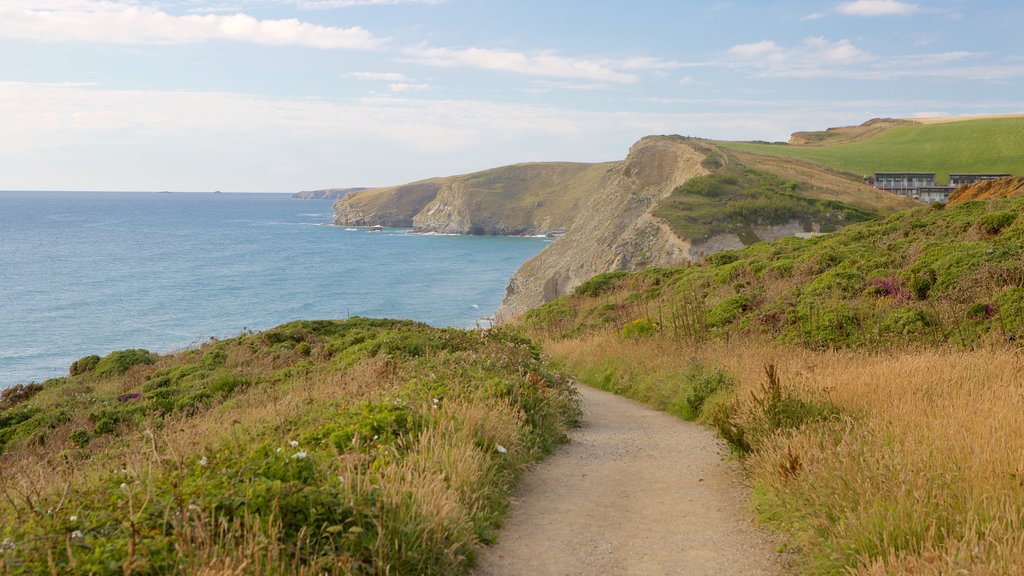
1,0,1022,191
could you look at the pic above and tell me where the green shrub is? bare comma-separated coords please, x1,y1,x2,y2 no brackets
684,364,734,415
575,271,629,297
69,429,91,448
882,308,934,336
207,373,251,400
707,295,752,328
69,354,101,376
909,271,935,300
977,211,1017,235
328,402,424,453
94,349,154,378
620,318,659,339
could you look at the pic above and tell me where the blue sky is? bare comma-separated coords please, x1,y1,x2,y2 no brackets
1,0,1022,191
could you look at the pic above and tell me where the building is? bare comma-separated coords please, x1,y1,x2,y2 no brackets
916,186,956,203
949,173,1013,187
872,172,937,196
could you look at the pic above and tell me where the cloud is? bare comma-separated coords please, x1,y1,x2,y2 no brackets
802,11,826,20
837,0,918,16
0,1,384,48
727,37,878,77
296,0,442,7
349,71,409,81
403,45,643,83
388,82,430,92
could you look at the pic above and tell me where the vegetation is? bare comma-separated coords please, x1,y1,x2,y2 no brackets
719,117,1024,184
0,318,579,575
653,163,876,244
522,192,1024,573
526,196,1024,349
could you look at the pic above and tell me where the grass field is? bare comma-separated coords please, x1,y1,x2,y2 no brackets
719,117,1024,184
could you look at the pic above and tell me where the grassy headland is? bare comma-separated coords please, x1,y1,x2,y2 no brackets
0,318,579,575
719,117,1024,184
522,196,1024,573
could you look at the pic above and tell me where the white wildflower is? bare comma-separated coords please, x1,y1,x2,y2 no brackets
119,483,129,491
70,530,83,539
198,456,208,467
187,504,201,512
495,444,507,454
289,440,299,448
372,435,379,441
338,475,345,483
69,515,78,523
292,451,307,459
0,537,14,552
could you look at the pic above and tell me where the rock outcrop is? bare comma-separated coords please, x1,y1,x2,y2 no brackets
333,162,612,235
948,176,1024,205
497,137,709,319
293,187,366,199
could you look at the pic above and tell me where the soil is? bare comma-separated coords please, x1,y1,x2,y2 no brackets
474,385,786,576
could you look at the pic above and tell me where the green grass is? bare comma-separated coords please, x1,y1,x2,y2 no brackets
719,118,1024,184
652,158,878,244
525,196,1024,349
0,318,580,575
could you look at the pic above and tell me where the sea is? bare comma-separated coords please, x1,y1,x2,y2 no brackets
0,191,551,389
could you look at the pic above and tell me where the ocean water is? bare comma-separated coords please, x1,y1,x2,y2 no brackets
0,192,550,389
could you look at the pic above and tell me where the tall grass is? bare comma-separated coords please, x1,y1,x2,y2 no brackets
0,319,580,575
544,332,1024,574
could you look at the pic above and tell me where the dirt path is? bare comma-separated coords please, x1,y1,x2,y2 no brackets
474,385,785,576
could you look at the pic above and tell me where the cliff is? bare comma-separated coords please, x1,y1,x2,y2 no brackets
333,162,613,235
293,187,365,199
496,137,914,319
948,176,1024,205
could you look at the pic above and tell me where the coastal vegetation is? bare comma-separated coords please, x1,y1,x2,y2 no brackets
522,195,1024,573
0,318,579,574
719,116,1024,184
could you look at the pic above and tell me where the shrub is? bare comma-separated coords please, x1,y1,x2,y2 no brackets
684,364,734,415
707,295,752,328
69,354,101,376
883,307,934,336
620,318,659,339
94,349,154,378
0,383,43,407
69,429,91,448
977,211,1017,235
909,271,935,300
575,271,629,297
329,402,424,453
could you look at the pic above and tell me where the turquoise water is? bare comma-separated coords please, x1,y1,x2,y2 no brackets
0,192,549,389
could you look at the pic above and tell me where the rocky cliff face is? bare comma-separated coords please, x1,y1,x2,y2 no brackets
333,162,611,235
497,137,709,319
293,187,366,200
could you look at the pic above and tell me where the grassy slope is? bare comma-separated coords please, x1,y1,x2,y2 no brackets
0,319,579,575
335,162,613,232
521,196,1024,574
719,117,1024,184
651,141,915,245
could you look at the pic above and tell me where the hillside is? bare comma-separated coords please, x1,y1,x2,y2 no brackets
498,137,914,318
293,187,366,200
524,195,1024,348
0,319,578,574
333,162,613,235
719,116,1024,183
948,175,1024,204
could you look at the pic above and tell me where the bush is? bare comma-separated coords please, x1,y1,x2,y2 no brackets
620,318,659,339
575,271,629,297
977,211,1017,235
0,383,43,408
69,429,91,448
707,295,752,328
69,354,101,376
684,364,734,415
94,349,155,378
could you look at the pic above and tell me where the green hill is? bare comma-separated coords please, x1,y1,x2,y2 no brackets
0,319,578,574
719,116,1024,184
525,195,1024,349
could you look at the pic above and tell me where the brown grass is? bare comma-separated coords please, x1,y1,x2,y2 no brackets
544,332,1024,574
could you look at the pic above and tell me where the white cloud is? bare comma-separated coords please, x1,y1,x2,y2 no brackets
388,82,430,92
296,0,442,8
727,37,871,76
838,0,918,16
403,45,641,83
802,11,826,20
0,1,384,49
350,71,409,81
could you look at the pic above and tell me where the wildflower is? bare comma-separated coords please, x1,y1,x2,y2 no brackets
69,515,78,523
276,447,282,453
198,456,208,467
372,435,379,441
293,451,307,459
496,444,507,454
187,504,201,512
119,483,129,491
0,537,14,552
70,530,83,539
338,475,345,483
289,440,299,448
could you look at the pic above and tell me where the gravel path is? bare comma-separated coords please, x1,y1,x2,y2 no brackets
474,385,785,576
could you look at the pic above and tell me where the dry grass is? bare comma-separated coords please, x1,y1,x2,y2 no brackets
544,332,1024,574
